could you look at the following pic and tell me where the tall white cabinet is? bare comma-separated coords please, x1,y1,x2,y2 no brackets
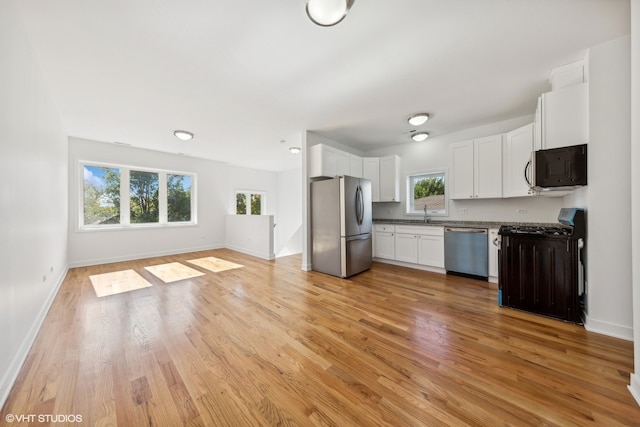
449,135,503,199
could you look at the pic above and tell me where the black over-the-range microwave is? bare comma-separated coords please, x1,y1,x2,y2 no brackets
535,143,587,189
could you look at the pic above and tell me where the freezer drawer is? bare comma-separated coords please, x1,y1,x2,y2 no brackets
341,233,372,278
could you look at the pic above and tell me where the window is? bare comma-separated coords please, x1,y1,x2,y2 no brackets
167,174,192,222
130,170,159,224
406,171,447,215
235,191,265,215
81,162,195,229
83,165,121,225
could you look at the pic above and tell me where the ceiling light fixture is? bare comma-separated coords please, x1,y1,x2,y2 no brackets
289,147,301,154
306,0,355,27
412,132,429,142
408,113,429,126
173,130,194,141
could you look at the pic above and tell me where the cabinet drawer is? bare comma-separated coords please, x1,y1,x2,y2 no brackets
395,225,444,236
375,224,395,232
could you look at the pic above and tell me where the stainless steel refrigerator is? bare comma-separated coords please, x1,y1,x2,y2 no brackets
311,176,372,278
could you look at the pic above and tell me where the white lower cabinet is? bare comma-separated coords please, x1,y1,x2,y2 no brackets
394,233,418,263
374,224,395,259
417,234,445,268
393,225,444,268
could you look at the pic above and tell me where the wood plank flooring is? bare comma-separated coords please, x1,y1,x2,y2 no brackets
1,249,639,426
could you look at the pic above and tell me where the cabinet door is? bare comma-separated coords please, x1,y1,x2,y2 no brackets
394,233,418,263
542,83,588,150
336,150,350,176
417,235,444,268
474,135,503,198
503,124,534,198
350,155,363,178
379,155,400,202
309,144,337,178
363,158,380,202
374,231,394,259
449,141,474,199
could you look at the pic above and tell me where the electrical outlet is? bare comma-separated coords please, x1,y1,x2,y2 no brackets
50,266,54,272
42,275,46,282
458,208,467,215
517,208,527,214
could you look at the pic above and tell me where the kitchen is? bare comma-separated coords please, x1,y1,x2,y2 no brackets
304,38,632,342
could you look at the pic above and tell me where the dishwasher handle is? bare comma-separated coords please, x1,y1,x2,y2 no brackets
445,227,487,234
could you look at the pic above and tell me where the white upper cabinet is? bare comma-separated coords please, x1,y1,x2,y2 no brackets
349,154,363,178
363,155,401,202
362,157,380,202
379,155,401,202
450,135,503,199
474,135,503,198
309,144,362,178
503,123,534,198
540,82,589,150
449,140,475,199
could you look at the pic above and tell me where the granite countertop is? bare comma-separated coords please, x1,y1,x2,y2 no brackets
373,218,560,229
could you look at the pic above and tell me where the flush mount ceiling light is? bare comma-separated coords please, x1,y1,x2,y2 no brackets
306,0,355,27
411,132,429,142
408,113,430,126
173,130,194,141
289,147,302,154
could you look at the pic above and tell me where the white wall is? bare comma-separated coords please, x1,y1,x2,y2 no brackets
276,168,303,257
629,0,640,407
68,138,228,266
0,0,68,408
581,35,633,340
365,116,564,223
225,215,275,260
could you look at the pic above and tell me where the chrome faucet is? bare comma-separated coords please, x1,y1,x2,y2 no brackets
423,203,429,223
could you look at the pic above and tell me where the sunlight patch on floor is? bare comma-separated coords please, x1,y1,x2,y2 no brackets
187,256,244,273
144,262,205,283
90,269,153,297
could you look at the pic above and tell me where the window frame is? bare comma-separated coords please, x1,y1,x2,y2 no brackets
405,170,448,217
234,190,266,216
78,161,197,230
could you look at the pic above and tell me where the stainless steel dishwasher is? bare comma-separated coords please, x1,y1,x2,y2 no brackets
444,227,488,279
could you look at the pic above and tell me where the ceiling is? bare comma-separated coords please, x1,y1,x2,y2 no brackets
13,0,630,172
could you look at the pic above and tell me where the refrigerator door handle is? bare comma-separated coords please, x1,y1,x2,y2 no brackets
345,234,370,241
355,185,364,225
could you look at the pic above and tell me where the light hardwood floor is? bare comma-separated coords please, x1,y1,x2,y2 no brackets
1,249,639,426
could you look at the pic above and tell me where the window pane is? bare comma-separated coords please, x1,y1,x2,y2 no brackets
236,193,247,214
167,174,192,222
251,194,261,215
130,171,159,223
83,165,121,225
412,174,445,213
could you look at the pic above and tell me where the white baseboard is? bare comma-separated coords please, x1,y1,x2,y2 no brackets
68,244,225,267
583,314,634,341
224,244,274,261
0,265,69,411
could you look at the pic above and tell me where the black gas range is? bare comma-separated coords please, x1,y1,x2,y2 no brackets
497,208,586,324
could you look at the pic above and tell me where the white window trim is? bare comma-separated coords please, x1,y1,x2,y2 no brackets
78,160,197,231
405,169,448,217
235,190,267,215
